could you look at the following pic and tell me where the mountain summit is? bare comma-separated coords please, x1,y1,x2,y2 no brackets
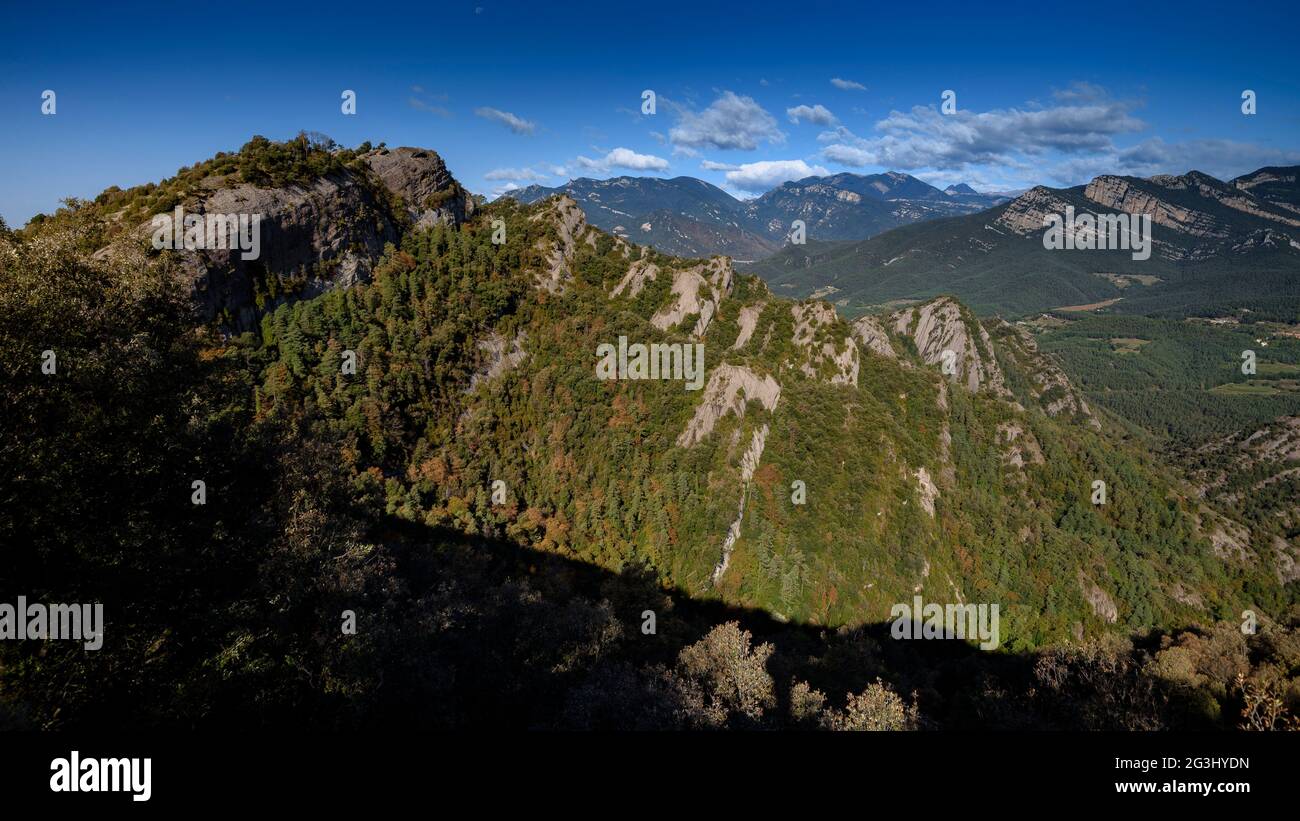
505,171,1007,260
59,136,475,330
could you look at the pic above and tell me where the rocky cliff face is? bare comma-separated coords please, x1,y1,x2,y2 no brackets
992,320,1099,427
1153,170,1300,228
676,364,781,448
610,257,660,298
991,168,1300,266
529,195,598,293
363,147,475,228
731,302,765,350
892,297,1007,395
790,302,859,385
650,256,734,337
994,186,1077,235
1233,167,1300,214
1084,175,1227,238
850,315,898,359
136,146,474,330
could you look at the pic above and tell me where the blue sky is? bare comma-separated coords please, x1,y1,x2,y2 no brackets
1,0,1298,224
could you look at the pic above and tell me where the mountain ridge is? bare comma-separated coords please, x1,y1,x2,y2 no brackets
56,137,1288,635
7,135,1299,731
746,165,1300,318
504,170,1008,260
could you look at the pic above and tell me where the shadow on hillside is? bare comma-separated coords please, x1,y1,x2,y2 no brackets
363,515,1222,731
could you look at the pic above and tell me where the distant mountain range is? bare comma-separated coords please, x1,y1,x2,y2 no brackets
745,166,1300,318
503,172,1007,260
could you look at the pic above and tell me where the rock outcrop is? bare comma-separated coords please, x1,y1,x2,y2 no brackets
914,466,939,517
1273,536,1300,585
711,424,770,586
139,146,472,331
677,364,780,447
994,186,1077,235
650,256,734,337
850,315,898,359
995,321,1099,427
609,258,659,298
791,302,859,386
892,297,1006,395
1085,175,1226,238
731,303,764,350
467,330,527,391
997,422,1045,469
363,147,476,228
529,195,596,293
1078,572,1119,623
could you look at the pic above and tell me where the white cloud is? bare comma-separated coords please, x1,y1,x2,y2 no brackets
409,89,452,118
474,106,537,135
818,88,1145,172
669,91,784,151
483,167,551,182
831,78,867,91
409,98,452,117
1051,80,1109,104
576,147,670,173
809,82,1300,191
724,159,830,193
821,143,876,167
719,183,758,201
787,104,838,126
700,160,740,171
1033,137,1300,188
1113,137,1300,180
410,86,448,101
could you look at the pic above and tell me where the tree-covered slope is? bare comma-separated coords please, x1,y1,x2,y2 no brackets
744,168,1300,319
235,192,1295,650
5,141,1297,730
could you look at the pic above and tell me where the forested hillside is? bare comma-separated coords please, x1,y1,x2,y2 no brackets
745,168,1300,319
221,193,1294,640
3,139,1297,730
